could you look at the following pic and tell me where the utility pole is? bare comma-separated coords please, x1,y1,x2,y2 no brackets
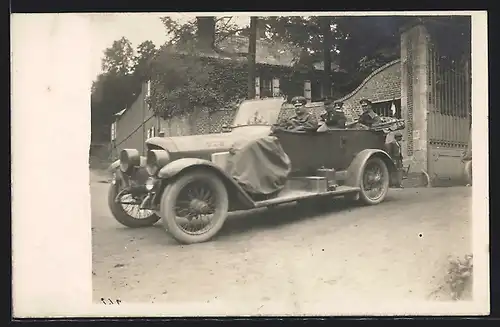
247,17,258,99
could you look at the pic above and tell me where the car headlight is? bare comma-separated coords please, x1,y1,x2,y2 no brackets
146,150,170,176
119,149,140,174
145,177,156,191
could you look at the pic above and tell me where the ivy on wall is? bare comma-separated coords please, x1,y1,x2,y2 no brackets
147,49,251,118
145,47,317,119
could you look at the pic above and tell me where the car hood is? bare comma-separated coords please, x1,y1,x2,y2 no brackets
145,126,272,158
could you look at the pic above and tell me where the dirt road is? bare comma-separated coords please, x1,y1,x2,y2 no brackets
91,170,472,312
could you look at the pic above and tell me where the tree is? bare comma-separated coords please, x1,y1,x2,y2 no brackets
92,37,143,142
101,37,135,75
132,40,158,81
258,15,410,95
160,16,249,56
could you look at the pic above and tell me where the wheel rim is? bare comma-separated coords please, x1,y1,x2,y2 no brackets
361,161,388,201
173,180,219,235
119,193,155,219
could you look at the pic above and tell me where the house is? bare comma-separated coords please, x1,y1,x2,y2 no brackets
111,34,345,157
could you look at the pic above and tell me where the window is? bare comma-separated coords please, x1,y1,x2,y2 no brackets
372,99,402,118
111,122,117,141
146,80,151,97
147,126,156,139
260,78,273,98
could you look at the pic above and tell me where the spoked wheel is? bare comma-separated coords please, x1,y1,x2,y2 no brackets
108,183,160,228
359,157,390,205
160,170,229,244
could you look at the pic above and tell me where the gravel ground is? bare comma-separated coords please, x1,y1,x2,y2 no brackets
91,170,472,313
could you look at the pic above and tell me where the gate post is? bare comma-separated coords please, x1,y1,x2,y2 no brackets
400,23,431,184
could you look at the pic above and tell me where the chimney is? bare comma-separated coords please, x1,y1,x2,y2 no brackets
196,17,216,51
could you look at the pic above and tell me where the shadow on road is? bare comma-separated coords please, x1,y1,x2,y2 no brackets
218,197,360,237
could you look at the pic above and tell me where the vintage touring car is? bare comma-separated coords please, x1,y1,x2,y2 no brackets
108,98,405,244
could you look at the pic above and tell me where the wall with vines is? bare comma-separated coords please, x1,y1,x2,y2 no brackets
146,50,321,136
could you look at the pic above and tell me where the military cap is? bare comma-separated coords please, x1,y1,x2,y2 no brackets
394,132,403,138
291,96,307,105
359,99,372,105
333,101,344,107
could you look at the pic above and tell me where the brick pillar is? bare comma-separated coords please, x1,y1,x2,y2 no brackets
400,24,430,174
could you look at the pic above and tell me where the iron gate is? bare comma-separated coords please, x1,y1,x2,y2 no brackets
426,41,471,185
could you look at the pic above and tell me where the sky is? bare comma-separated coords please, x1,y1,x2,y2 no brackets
89,13,250,83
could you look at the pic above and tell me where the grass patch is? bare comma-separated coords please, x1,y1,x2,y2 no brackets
428,253,473,301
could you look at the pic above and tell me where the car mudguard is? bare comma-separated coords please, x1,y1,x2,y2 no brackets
345,149,398,188
157,158,255,210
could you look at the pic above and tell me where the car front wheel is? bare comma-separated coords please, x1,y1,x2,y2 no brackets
160,169,229,244
108,183,161,228
358,157,390,205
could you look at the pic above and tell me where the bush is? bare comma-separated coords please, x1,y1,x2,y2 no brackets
445,254,473,300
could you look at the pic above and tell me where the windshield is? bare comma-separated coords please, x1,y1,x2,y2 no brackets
232,98,285,127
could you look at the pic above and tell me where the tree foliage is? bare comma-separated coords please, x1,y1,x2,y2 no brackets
101,37,135,75
260,16,405,75
160,16,249,49
133,40,159,81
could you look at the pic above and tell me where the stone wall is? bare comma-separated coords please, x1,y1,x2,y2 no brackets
335,60,401,122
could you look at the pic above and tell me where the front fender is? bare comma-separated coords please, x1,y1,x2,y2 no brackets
345,149,397,187
158,158,255,210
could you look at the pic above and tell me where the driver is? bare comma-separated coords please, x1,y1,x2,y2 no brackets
358,99,382,127
275,96,319,132
345,98,381,129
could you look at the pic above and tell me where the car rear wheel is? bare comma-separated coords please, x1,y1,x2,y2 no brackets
160,169,229,244
359,157,390,205
108,183,161,228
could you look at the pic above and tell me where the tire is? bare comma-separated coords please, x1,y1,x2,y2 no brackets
160,169,229,244
358,157,390,205
108,184,161,228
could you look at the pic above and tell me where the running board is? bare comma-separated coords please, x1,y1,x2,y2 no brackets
254,185,361,208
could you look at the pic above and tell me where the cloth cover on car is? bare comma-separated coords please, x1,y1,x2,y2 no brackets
225,135,292,196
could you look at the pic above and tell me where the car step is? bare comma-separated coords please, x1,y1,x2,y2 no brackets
254,185,360,208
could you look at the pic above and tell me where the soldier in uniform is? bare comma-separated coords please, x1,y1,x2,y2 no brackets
345,98,381,129
386,132,404,188
358,98,382,127
275,96,319,132
320,100,347,128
